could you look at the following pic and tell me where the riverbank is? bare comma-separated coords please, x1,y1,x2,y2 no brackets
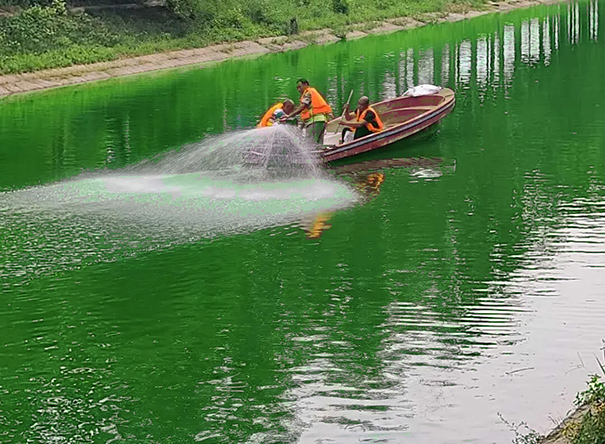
539,401,605,443
539,403,591,444
539,369,605,444
0,0,567,99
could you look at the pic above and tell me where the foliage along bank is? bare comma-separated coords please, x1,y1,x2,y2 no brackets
0,0,483,74
515,356,605,444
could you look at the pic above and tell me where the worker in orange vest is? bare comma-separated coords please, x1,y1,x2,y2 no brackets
257,99,295,127
340,96,384,142
281,78,333,143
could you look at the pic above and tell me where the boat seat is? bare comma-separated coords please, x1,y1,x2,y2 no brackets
379,107,433,127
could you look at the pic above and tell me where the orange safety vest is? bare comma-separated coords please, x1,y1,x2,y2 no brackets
356,106,384,133
258,102,283,127
300,87,333,121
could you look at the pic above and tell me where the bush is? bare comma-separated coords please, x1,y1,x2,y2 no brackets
332,0,349,14
569,374,605,444
1,0,68,53
0,0,120,55
166,0,197,20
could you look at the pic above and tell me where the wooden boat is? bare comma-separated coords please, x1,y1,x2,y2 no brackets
321,87,455,162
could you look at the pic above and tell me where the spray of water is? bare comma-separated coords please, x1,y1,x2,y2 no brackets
1,125,359,285
133,125,325,181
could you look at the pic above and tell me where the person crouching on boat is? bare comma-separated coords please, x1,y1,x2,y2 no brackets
280,78,333,143
341,96,384,142
257,99,295,127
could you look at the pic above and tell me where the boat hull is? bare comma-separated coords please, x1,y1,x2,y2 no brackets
321,88,455,163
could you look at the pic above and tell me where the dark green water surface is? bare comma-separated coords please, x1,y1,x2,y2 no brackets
1,1,605,442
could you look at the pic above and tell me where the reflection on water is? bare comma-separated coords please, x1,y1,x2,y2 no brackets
364,0,601,101
304,172,387,238
305,212,333,239
303,157,455,239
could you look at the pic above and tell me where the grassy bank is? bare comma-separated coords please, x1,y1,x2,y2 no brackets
0,0,482,74
557,371,605,444
512,353,605,444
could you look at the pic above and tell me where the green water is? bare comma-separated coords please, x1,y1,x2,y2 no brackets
1,1,605,442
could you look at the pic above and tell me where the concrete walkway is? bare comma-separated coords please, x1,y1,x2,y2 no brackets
0,0,561,99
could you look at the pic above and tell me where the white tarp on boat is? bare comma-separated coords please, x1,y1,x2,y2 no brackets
404,84,442,97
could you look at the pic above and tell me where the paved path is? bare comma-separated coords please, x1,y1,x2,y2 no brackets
0,0,561,99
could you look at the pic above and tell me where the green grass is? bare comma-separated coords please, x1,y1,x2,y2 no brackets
0,0,485,74
567,368,605,444
504,347,605,444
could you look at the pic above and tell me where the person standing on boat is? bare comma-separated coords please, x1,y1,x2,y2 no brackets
280,78,333,143
257,99,295,127
341,96,384,141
